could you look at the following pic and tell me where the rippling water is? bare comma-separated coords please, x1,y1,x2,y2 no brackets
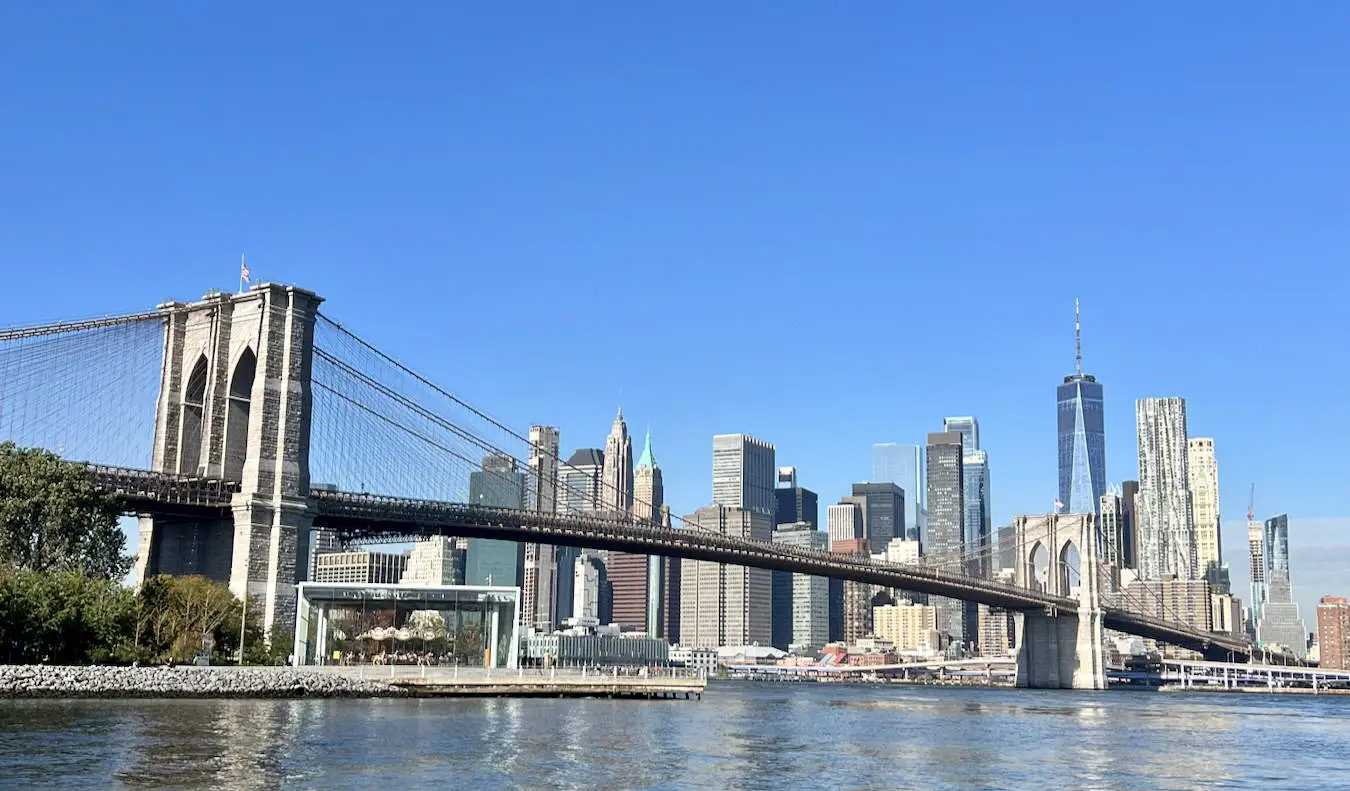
1,683,1345,789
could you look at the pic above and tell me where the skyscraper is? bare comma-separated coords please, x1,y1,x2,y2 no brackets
1256,569,1307,657
942,416,979,454
961,450,990,572
1120,480,1140,569
774,467,819,528
1057,300,1107,514
679,505,773,648
1099,491,1124,567
572,553,612,626
945,416,990,650
772,466,818,650
712,434,776,516
661,514,681,643
827,502,863,546
555,448,604,625
1187,438,1222,574
926,431,965,644
772,522,830,653
465,454,526,587
873,443,925,541
1248,517,1267,625
522,425,560,632
400,537,464,586
1264,514,1290,574
1135,398,1196,581
611,429,662,632
850,482,906,555
558,448,604,514
600,409,634,515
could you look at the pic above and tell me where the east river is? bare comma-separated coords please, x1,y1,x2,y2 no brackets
1,682,1345,790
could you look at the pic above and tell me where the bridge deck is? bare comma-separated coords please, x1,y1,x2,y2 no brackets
83,465,1253,658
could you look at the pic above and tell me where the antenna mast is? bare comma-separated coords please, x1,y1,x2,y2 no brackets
1074,298,1082,377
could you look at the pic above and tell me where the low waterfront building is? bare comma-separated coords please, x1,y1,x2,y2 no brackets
293,582,520,668
716,645,787,666
524,629,669,667
669,646,718,672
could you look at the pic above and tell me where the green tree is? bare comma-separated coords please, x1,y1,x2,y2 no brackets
136,575,241,662
0,442,130,580
0,566,136,663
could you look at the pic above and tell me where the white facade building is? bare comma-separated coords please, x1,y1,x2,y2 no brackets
400,536,463,586
827,502,863,545
522,424,561,632
712,434,776,515
876,537,922,565
1135,397,1196,580
1187,437,1221,575
572,554,603,626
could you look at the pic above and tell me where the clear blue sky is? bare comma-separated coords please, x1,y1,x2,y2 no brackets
3,3,1347,620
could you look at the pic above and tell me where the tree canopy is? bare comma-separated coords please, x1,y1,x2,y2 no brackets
0,442,130,580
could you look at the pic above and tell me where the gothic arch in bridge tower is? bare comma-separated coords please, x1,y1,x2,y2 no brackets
179,354,208,476
223,347,255,482
1028,541,1049,594
1058,540,1080,598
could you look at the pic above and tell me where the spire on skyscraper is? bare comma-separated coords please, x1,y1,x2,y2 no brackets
601,407,634,514
1075,298,1082,377
636,428,658,470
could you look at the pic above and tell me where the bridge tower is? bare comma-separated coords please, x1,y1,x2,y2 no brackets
1011,512,1107,689
133,284,323,636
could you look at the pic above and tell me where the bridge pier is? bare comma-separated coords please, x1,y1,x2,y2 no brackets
1015,608,1105,689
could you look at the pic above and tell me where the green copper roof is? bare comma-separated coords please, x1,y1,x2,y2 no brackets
636,428,658,470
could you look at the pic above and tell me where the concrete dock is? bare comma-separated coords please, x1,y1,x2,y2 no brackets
314,666,706,699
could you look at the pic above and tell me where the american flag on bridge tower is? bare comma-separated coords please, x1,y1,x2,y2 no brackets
239,255,250,293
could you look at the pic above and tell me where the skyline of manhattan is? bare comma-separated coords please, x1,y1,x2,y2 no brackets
2,3,1345,625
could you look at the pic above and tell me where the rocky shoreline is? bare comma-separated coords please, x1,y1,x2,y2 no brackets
0,665,407,699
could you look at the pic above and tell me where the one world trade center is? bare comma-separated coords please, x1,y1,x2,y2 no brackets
1057,300,1106,514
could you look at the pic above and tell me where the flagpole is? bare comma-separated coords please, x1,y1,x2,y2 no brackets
239,254,245,294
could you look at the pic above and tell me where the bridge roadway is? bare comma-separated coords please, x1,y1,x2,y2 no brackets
87,466,1252,658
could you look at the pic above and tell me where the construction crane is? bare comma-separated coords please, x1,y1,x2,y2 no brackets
1247,483,1255,523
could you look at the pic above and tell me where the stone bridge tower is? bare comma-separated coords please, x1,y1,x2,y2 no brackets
1011,512,1107,689
133,284,322,637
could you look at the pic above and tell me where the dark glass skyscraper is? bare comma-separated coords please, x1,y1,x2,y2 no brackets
1120,480,1139,569
465,454,526,587
1057,301,1106,514
851,482,905,555
1264,514,1290,574
772,469,818,650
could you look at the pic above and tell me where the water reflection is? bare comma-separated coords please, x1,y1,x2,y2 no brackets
112,699,304,789
1,685,1346,790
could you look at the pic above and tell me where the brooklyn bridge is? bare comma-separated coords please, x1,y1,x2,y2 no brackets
0,283,1261,688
